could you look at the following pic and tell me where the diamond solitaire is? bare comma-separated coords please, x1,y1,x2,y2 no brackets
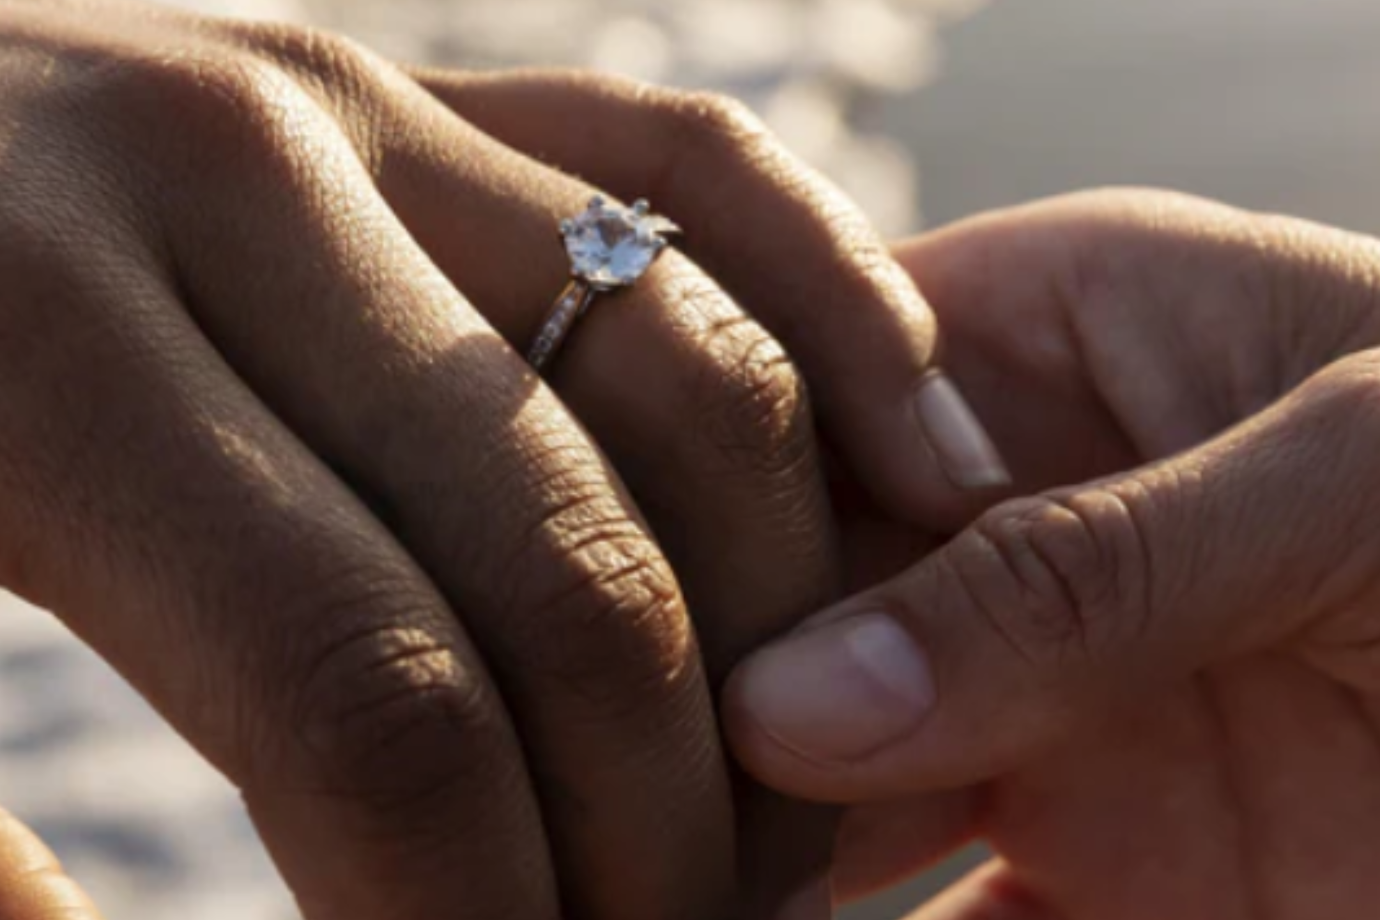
561,197,680,290
527,196,680,372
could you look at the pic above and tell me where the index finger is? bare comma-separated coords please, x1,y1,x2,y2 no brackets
412,69,1010,529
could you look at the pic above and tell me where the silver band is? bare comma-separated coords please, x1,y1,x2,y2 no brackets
524,196,679,373
526,279,597,372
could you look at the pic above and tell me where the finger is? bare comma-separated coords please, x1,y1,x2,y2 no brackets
887,217,1144,496
110,48,741,920
886,189,1380,495
0,131,558,917
0,810,103,920
905,861,1060,920
412,68,1011,526
725,346,1380,800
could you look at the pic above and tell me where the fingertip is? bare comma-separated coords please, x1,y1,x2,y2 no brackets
913,375,1012,492
845,369,1011,534
723,611,938,804
723,651,846,803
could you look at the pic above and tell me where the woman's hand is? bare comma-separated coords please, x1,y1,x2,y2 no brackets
0,1,1007,917
727,189,1380,919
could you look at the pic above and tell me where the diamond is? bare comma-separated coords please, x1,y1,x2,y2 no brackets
562,198,678,289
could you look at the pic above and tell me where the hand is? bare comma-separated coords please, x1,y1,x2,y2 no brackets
0,2,1008,917
726,189,1380,919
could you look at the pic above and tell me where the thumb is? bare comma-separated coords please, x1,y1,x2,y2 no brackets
725,349,1380,802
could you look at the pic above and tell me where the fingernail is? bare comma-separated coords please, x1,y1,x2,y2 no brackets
737,613,935,763
914,374,1011,490
775,876,831,920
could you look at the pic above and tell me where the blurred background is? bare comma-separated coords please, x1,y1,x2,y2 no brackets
4,0,1380,918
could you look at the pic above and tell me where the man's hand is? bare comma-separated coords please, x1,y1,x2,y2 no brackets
728,189,1380,919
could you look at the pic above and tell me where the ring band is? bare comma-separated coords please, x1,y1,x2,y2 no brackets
526,196,679,372
527,279,597,371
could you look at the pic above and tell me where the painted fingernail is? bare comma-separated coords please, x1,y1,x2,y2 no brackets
775,875,832,920
914,374,1011,490
737,613,935,763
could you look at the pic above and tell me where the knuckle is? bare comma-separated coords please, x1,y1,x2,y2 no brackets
224,20,389,107
90,51,306,168
659,89,778,174
228,21,373,76
668,90,767,140
672,282,814,479
656,89,789,204
219,22,399,167
252,581,505,818
705,329,813,478
950,491,1155,666
656,93,911,336
502,506,695,720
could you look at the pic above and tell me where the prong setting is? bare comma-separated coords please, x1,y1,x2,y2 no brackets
560,197,679,288
532,196,681,372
